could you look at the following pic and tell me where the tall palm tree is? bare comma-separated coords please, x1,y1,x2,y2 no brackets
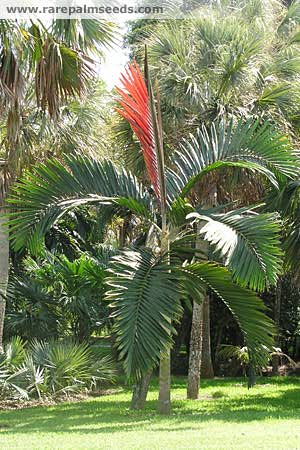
266,177,300,372
131,0,300,392
0,19,115,349
8,59,299,414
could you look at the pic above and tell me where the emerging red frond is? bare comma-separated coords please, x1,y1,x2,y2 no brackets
116,61,160,199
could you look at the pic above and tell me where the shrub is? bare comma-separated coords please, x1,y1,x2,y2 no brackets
0,338,116,401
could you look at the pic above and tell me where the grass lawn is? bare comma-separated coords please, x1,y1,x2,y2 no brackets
0,377,299,449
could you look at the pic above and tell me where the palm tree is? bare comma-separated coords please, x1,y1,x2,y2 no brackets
266,177,300,372
0,19,115,349
136,0,300,393
268,179,300,278
7,59,299,414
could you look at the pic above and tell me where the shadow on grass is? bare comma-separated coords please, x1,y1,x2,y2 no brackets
0,378,299,435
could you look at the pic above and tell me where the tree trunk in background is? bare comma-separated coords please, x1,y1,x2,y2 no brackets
201,295,214,378
272,277,282,375
0,214,9,352
131,370,152,410
187,299,203,399
187,208,214,396
157,348,171,415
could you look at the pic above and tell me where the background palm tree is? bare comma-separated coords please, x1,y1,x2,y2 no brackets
0,18,115,349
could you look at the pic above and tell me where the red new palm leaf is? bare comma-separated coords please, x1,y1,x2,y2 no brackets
116,61,160,199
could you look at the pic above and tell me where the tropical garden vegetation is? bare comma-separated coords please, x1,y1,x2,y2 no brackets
0,0,299,448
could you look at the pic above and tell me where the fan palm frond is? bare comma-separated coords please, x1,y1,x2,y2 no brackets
50,19,116,54
34,39,95,118
0,20,25,109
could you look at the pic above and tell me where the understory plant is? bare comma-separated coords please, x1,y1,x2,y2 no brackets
0,336,116,400
5,250,114,342
217,344,296,376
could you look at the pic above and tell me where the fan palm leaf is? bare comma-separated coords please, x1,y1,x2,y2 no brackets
34,38,95,118
50,19,116,54
0,20,25,109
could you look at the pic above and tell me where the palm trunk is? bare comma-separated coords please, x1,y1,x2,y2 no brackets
201,295,214,378
272,277,282,375
157,226,171,415
0,214,9,352
187,219,210,397
198,189,217,381
187,299,203,399
157,348,171,414
131,369,152,409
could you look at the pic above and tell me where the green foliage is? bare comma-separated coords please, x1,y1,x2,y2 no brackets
5,250,115,342
0,336,26,368
141,0,300,139
0,338,116,400
261,273,300,357
106,249,182,379
187,207,282,291
218,345,250,366
8,16,299,384
5,277,59,340
166,119,298,204
175,262,275,369
8,153,153,253
267,179,300,275
217,344,296,368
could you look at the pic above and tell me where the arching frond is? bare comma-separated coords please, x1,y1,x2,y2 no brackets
175,262,275,369
187,208,282,291
7,153,153,252
106,249,182,379
166,118,298,203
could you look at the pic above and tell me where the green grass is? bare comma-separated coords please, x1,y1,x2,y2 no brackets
0,377,299,449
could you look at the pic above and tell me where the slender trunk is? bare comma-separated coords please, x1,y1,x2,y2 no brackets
157,348,171,414
157,226,171,415
0,214,9,352
131,369,152,410
199,188,217,380
187,219,210,397
272,278,282,375
201,295,214,378
187,299,203,399
119,215,131,248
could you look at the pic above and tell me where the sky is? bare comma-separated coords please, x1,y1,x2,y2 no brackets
98,24,129,91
